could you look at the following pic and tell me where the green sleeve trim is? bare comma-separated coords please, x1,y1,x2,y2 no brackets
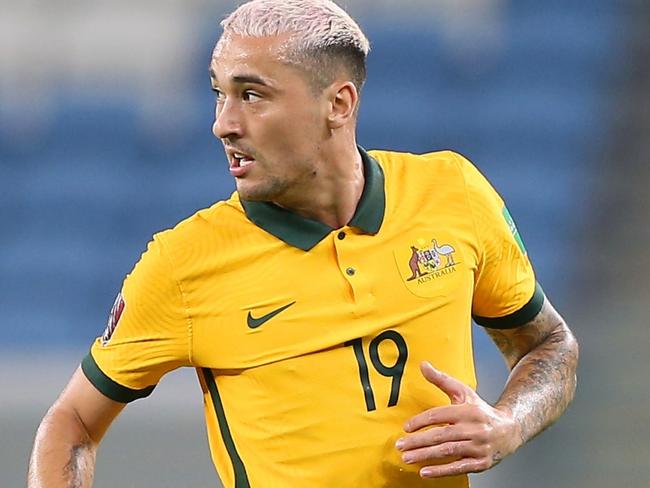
473,282,545,329
81,352,156,403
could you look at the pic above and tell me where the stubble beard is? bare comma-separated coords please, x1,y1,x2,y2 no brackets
236,159,317,205
236,175,291,203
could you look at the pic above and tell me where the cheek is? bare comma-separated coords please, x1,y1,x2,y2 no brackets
250,96,326,159
289,107,325,141
261,112,320,152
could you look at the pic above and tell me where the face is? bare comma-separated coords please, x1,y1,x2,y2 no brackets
210,33,330,202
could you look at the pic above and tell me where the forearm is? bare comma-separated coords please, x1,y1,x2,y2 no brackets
494,323,579,448
28,405,97,488
397,302,578,478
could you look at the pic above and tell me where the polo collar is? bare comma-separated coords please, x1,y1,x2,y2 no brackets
240,146,386,251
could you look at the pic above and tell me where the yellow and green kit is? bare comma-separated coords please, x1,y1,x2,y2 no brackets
82,147,543,487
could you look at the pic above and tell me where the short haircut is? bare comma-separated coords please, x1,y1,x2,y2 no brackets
218,0,370,94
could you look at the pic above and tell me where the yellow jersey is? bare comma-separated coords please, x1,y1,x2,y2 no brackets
82,148,542,487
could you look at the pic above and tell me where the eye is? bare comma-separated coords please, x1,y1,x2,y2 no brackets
212,88,225,102
242,90,262,102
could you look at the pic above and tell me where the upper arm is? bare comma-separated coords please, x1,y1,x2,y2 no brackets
86,234,192,401
456,155,577,370
484,296,574,369
54,366,126,444
456,153,539,325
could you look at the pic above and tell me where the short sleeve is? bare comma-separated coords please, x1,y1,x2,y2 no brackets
81,233,192,402
456,153,544,328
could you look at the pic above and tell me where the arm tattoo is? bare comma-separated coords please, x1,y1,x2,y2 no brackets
63,441,95,488
486,300,579,446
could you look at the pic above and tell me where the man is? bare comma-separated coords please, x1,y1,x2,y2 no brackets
28,1,578,487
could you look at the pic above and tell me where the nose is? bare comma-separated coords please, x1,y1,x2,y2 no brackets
212,98,243,140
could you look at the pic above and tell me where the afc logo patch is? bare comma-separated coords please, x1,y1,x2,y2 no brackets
102,292,126,346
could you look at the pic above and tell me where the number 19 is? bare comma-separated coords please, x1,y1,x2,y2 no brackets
345,330,408,412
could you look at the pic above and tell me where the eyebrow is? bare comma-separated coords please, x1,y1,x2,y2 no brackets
209,69,273,88
233,74,272,86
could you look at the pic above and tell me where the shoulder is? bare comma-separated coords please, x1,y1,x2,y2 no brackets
368,148,477,178
144,192,249,272
154,192,246,248
367,148,482,196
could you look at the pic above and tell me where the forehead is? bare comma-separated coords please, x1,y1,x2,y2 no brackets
210,33,294,81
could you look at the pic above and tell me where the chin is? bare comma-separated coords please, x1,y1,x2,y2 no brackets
236,182,278,202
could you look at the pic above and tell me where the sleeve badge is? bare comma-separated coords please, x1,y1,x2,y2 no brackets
502,206,527,255
102,292,126,346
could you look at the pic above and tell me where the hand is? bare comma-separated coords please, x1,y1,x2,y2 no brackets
396,361,521,478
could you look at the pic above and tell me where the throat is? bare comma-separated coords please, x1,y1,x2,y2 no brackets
271,145,366,228
275,178,365,229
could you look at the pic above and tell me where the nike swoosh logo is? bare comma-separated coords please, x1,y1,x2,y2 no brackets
247,301,296,329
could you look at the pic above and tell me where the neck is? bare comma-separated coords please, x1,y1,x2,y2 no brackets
273,141,364,229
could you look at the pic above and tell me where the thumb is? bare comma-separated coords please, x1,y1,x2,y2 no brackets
420,361,471,404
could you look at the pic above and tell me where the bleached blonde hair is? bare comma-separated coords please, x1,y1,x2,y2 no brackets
218,0,370,93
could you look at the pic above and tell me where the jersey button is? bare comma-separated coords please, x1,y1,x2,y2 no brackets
346,267,356,276
337,231,346,240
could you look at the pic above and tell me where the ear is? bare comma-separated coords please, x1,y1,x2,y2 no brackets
327,81,359,129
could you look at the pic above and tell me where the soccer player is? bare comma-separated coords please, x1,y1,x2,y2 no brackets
28,1,578,487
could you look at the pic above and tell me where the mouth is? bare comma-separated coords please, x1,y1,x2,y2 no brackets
225,146,256,177
232,152,255,168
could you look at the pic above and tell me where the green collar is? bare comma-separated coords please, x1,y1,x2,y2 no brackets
241,147,386,251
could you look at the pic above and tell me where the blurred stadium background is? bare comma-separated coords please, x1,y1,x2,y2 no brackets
1,0,648,486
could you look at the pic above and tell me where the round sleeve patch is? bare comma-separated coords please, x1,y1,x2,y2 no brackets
102,292,126,346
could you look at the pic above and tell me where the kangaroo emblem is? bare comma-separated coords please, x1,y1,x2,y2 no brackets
406,239,457,281
407,246,427,280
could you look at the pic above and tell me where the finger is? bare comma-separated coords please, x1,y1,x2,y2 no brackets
401,440,483,465
420,361,472,404
403,405,464,433
420,457,491,478
404,403,488,433
396,424,468,452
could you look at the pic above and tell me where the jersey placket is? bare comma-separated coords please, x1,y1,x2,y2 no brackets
332,228,375,315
